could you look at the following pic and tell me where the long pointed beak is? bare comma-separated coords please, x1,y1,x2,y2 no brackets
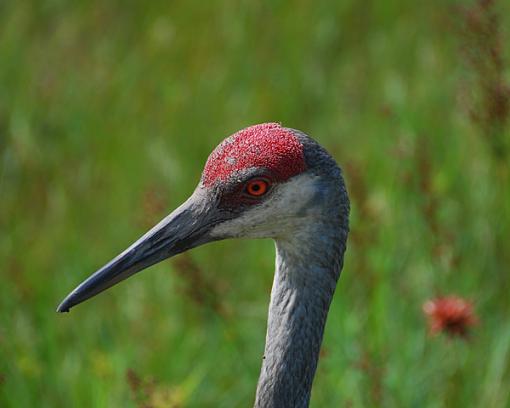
57,189,219,313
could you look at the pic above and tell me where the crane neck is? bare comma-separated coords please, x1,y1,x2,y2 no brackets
254,219,347,408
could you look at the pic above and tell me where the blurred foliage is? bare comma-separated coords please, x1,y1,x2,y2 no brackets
1,0,510,407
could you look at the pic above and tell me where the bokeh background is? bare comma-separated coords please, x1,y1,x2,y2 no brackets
1,0,510,406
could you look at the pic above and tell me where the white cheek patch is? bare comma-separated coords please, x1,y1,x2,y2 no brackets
210,173,321,239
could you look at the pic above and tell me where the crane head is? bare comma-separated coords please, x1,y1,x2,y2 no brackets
57,123,347,312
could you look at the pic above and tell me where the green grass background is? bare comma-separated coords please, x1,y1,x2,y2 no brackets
1,0,510,406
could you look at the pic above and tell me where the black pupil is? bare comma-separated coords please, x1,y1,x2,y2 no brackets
252,183,261,191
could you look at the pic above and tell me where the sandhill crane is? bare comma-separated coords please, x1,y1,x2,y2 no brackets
57,123,350,408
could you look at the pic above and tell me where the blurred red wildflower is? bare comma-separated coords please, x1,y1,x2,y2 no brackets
422,295,478,337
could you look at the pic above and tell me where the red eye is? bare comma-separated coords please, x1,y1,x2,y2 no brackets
245,178,270,197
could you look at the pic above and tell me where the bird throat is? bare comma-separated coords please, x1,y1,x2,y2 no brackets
254,228,345,408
